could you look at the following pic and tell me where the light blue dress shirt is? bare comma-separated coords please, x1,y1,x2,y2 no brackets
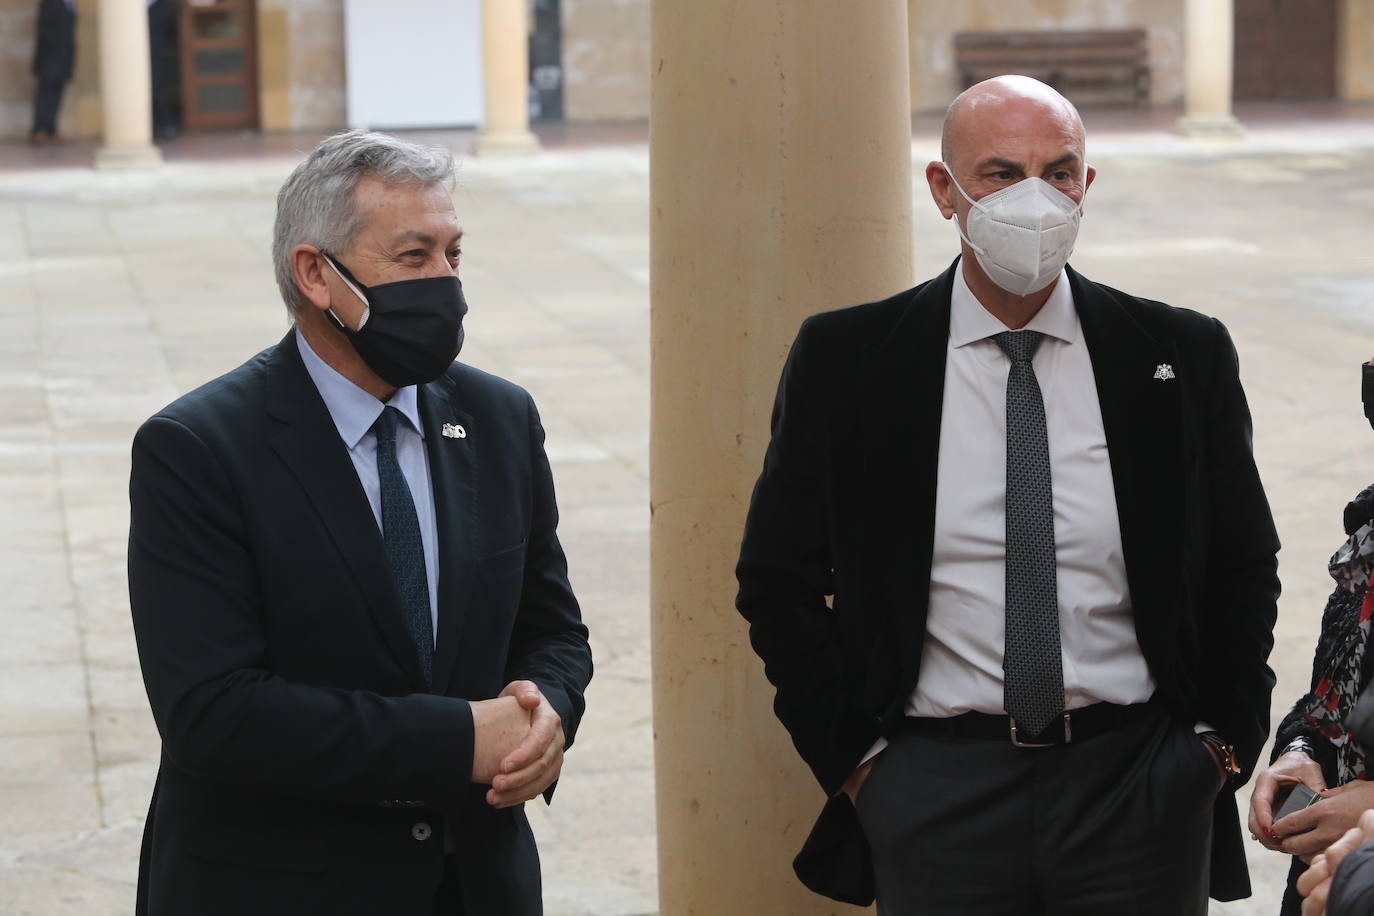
295,330,440,640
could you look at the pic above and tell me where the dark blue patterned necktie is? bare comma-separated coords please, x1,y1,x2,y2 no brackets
373,406,434,687
993,331,1063,739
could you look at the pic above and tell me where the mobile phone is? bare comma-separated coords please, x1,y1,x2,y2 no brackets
1273,783,1321,822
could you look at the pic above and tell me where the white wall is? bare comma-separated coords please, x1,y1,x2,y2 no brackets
343,0,484,128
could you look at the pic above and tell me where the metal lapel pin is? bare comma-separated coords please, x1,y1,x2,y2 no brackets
441,423,467,439
1153,364,1176,381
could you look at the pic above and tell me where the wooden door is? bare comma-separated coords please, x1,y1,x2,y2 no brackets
178,0,260,131
1234,0,1337,100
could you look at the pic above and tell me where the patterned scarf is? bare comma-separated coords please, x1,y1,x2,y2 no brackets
1300,520,1374,783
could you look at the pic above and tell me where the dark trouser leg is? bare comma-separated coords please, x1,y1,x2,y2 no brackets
855,726,1040,914
32,77,65,136
1038,711,1214,915
855,707,1217,915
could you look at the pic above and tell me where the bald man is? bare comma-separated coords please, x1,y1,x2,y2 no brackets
735,75,1280,913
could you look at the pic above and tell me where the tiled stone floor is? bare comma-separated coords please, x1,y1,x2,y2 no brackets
1,105,1373,914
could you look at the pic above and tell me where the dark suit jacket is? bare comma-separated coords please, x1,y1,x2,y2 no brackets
32,0,75,83
128,332,592,915
735,260,1280,905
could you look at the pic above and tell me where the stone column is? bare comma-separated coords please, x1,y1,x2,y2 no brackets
95,0,163,168
1176,0,1244,137
472,0,540,156
1339,0,1374,102
650,2,913,913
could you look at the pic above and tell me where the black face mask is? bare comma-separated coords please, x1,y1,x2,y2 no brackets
1364,363,1374,432
322,252,468,388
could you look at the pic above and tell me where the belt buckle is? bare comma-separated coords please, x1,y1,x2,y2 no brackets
1009,713,1072,748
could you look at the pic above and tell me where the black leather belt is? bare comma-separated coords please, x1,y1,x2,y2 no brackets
903,700,1156,747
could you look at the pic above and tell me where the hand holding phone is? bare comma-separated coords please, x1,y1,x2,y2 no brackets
1273,782,1321,823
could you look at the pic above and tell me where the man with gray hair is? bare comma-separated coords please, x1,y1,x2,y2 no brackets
127,130,592,915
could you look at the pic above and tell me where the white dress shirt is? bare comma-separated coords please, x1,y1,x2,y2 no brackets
907,262,1154,719
296,330,440,640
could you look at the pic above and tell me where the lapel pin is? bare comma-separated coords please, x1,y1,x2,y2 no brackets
1153,364,1176,381
441,423,467,439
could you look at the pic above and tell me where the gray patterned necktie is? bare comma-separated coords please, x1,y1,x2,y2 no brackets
993,331,1063,739
373,406,434,687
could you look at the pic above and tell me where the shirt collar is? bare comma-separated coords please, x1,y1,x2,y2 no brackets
295,328,424,449
948,259,1079,349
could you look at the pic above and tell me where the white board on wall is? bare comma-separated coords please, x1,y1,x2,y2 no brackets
343,0,484,129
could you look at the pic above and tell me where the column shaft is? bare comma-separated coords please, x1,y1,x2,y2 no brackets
1177,0,1243,137
473,0,539,155
649,2,913,913
96,0,162,168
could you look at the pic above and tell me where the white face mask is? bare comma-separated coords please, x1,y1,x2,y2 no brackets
943,163,1083,297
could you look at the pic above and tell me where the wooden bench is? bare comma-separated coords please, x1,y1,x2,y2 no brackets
953,29,1151,107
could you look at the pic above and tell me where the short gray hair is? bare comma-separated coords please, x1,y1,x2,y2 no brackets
272,130,456,316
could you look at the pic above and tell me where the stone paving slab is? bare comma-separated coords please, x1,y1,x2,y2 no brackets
0,118,1372,914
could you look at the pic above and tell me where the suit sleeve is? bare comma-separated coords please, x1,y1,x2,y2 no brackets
503,392,593,762
1196,318,1281,781
735,318,881,796
129,415,475,807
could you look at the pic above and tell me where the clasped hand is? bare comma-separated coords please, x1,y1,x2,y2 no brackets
470,680,565,809
1249,751,1374,863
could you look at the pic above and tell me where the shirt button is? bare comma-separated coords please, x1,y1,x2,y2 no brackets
411,821,433,842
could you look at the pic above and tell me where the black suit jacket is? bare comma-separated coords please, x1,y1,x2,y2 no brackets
129,332,592,915
32,0,75,83
735,260,1280,905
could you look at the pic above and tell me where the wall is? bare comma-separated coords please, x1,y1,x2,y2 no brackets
561,0,649,121
275,0,346,130
0,0,344,141
2,0,1367,140
0,0,38,138
342,0,481,129
908,0,1186,111
561,0,1190,121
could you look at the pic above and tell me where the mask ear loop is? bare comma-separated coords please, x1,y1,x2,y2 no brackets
321,252,371,331
941,163,989,259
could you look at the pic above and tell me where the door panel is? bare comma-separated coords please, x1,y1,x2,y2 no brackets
179,0,259,131
1234,0,1337,100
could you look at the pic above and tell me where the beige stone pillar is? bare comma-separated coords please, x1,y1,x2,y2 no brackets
1176,0,1244,138
1339,0,1374,102
95,0,162,168
907,0,925,114
650,2,913,913
472,0,540,156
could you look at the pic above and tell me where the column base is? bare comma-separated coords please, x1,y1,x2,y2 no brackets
1173,114,1245,139
95,144,164,170
470,130,541,157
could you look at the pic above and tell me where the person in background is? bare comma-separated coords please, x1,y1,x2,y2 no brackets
1298,809,1374,916
1294,681,1374,914
147,0,179,139
1254,363,1374,913
30,0,76,145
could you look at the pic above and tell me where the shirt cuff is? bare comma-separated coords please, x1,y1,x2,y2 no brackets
859,736,888,767
1281,736,1317,758
1194,721,1216,735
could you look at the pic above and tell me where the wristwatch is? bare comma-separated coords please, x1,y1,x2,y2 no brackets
1199,731,1242,782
